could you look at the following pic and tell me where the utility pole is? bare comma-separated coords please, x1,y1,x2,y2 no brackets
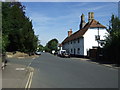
96,22,100,48
96,22,101,61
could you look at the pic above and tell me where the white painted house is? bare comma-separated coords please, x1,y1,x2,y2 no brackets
62,12,108,56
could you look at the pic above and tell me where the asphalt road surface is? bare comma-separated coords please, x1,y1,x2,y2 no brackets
4,52,118,88
27,53,118,88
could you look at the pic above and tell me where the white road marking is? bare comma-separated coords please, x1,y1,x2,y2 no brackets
32,58,35,59
28,72,34,88
15,68,25,71
25,67,34,89
25,72,32,89
28,63,31,66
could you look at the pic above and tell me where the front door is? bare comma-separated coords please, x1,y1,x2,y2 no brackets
74,48,76,55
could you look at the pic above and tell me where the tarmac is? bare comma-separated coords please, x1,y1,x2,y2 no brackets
2,62,31,88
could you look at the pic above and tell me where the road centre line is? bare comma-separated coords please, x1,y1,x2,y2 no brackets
25,72,32,89
25,71,34,89
25,57,35,89
28,63,32,66
28,72,34,89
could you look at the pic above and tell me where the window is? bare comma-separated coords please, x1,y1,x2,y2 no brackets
74,48,76,54
71,49,73,53
78,38,79,43
95,35,100,41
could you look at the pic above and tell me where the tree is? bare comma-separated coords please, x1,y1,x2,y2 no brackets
45,38,58,52
2,2,38,53
37,44,44,51
104,15,120,64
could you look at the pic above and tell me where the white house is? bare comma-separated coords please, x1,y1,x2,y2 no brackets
62,12,108,56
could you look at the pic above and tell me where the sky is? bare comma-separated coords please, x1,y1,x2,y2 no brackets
21,2,118,46
1,0,120,2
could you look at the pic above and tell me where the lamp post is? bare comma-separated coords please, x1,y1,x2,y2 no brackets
97,22,100,48
96,22,101,61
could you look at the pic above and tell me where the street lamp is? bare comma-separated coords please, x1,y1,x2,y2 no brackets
96,22,101,61
96,22,100,47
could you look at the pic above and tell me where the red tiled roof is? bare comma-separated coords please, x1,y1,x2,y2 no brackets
89,19,106,28
58,44,62,47
62,19,106,44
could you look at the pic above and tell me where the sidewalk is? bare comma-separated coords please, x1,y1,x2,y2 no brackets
71,57,119,69
2,62,30,88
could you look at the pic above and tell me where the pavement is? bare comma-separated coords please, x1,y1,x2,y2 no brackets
71,57,119,69
2,60,33,88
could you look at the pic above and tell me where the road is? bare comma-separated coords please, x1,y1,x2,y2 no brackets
30,53,118,88
3,52,118,88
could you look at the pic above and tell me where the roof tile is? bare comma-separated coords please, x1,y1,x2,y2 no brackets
62,19,106,44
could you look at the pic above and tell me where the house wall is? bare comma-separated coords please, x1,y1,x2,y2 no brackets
62,28,108,56
62,37,84,55
84,28,108,56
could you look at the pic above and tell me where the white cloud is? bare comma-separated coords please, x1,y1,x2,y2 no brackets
30,13,53,25
87,5,107,11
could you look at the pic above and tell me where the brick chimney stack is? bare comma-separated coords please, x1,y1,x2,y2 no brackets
80,13,86,29
88,12,94,23
68,29,72,37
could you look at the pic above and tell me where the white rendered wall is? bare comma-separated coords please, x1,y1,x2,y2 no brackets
62,37,84,55
84,28,108,56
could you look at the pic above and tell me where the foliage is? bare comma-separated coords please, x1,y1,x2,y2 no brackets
2,2,38,53
45,38,58,52
37,44,44,51
44,45,51,52
104,15,120,64
2,35,9,52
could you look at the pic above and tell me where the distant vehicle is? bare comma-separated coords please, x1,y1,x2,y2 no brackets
58,50,66,55
54,52,58,55
35,51,41,55
58,50,70,58
52,50,55,54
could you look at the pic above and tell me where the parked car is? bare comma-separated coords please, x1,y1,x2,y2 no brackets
52,50,55,54
54,52,58,55
61,52,70,58
58,50,70,58
35,51,41,55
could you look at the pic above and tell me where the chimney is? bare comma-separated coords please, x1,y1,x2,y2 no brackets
68,29,72,37
80,13,86,29
88,12,94,23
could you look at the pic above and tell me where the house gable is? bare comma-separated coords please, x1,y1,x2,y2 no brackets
62,19,106,44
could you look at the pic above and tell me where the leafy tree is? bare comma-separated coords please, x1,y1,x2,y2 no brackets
44,45,51,52
0,2,1,28
45,38,58,52
2,35,9,52
37,44,44,51
104,15,120,64
2,2,38,54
